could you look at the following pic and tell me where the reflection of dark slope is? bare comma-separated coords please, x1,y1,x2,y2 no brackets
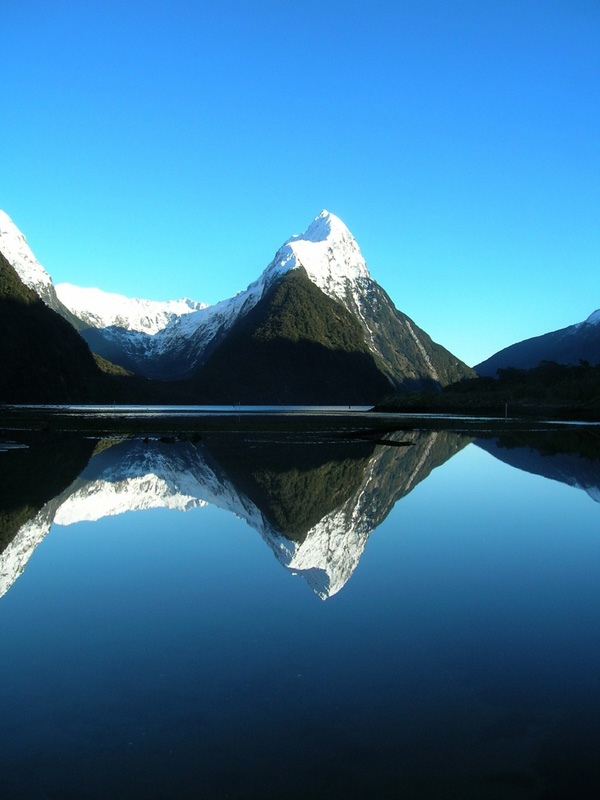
476,431,600,502
0,434,96,553
335,430,473,545
363,430,472,521
0,434,97,597
202,437,376,541
206,431,470,541
207,431,470,597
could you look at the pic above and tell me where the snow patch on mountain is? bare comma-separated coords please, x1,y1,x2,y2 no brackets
268,503,372,600
258,210,373,321
583,308,600,327
54,475,208,523
151,210,377,375
56,283,207,335
0,210,57,306
52,440,265,532
404,319,440,382
0,508,54,599
164,210,370,350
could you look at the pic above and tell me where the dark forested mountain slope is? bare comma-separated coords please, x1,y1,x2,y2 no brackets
191,270,395,404
0,252,108,403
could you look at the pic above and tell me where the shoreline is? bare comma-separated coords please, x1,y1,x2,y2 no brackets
1,404,598,437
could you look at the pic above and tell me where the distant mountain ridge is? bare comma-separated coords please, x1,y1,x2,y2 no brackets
0,209,473,403
54,210,474,391
476,309,600,376
476,432,600,503
58,210,474,397
56,283,206,335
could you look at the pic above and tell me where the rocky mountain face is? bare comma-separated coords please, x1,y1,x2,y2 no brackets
0,431,469,600
476,309,600,376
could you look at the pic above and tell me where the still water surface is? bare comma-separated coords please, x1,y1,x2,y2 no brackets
1,427,599,798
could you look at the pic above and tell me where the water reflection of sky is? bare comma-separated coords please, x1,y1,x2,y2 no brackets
0,435,599,798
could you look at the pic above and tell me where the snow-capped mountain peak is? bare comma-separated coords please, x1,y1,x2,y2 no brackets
55,283,207,335
0,210,56,305
1,208,471,391
260,210,371,307
294,209,350,244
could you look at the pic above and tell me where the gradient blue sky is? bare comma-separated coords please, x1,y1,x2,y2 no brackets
3,0,599,366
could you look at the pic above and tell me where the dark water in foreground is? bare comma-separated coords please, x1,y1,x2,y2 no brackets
1,427,599,799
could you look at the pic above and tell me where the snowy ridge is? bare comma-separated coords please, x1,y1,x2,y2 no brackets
54,474,208,523
47,439,363,595
263,448,387,599
53,440,267,532
261,210,371,310
0,511,53,598
55,283,206,335
404,320,440,382
0,210,57,306
268,505,372,599
583,308,600,327
250,431,454,598
56,437,393,599
0,440,264,597
3,208,459,386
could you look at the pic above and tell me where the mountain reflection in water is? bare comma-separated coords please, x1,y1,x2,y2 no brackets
3,427,600,601
1,425,600,799
476,429,600,504
1,429,470,599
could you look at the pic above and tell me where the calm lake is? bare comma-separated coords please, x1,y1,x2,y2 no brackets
1,424,599,799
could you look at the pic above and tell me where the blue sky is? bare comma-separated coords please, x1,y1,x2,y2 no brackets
3,0,599,366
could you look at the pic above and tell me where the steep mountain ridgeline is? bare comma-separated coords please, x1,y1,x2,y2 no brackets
61,210,474,394
0,433,94,596
202,432,378,541
0,210,86,331
204,429,471,546
348,277,474,390
0,251,108,403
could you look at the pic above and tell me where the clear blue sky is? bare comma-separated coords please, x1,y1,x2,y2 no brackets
3,0,599,366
